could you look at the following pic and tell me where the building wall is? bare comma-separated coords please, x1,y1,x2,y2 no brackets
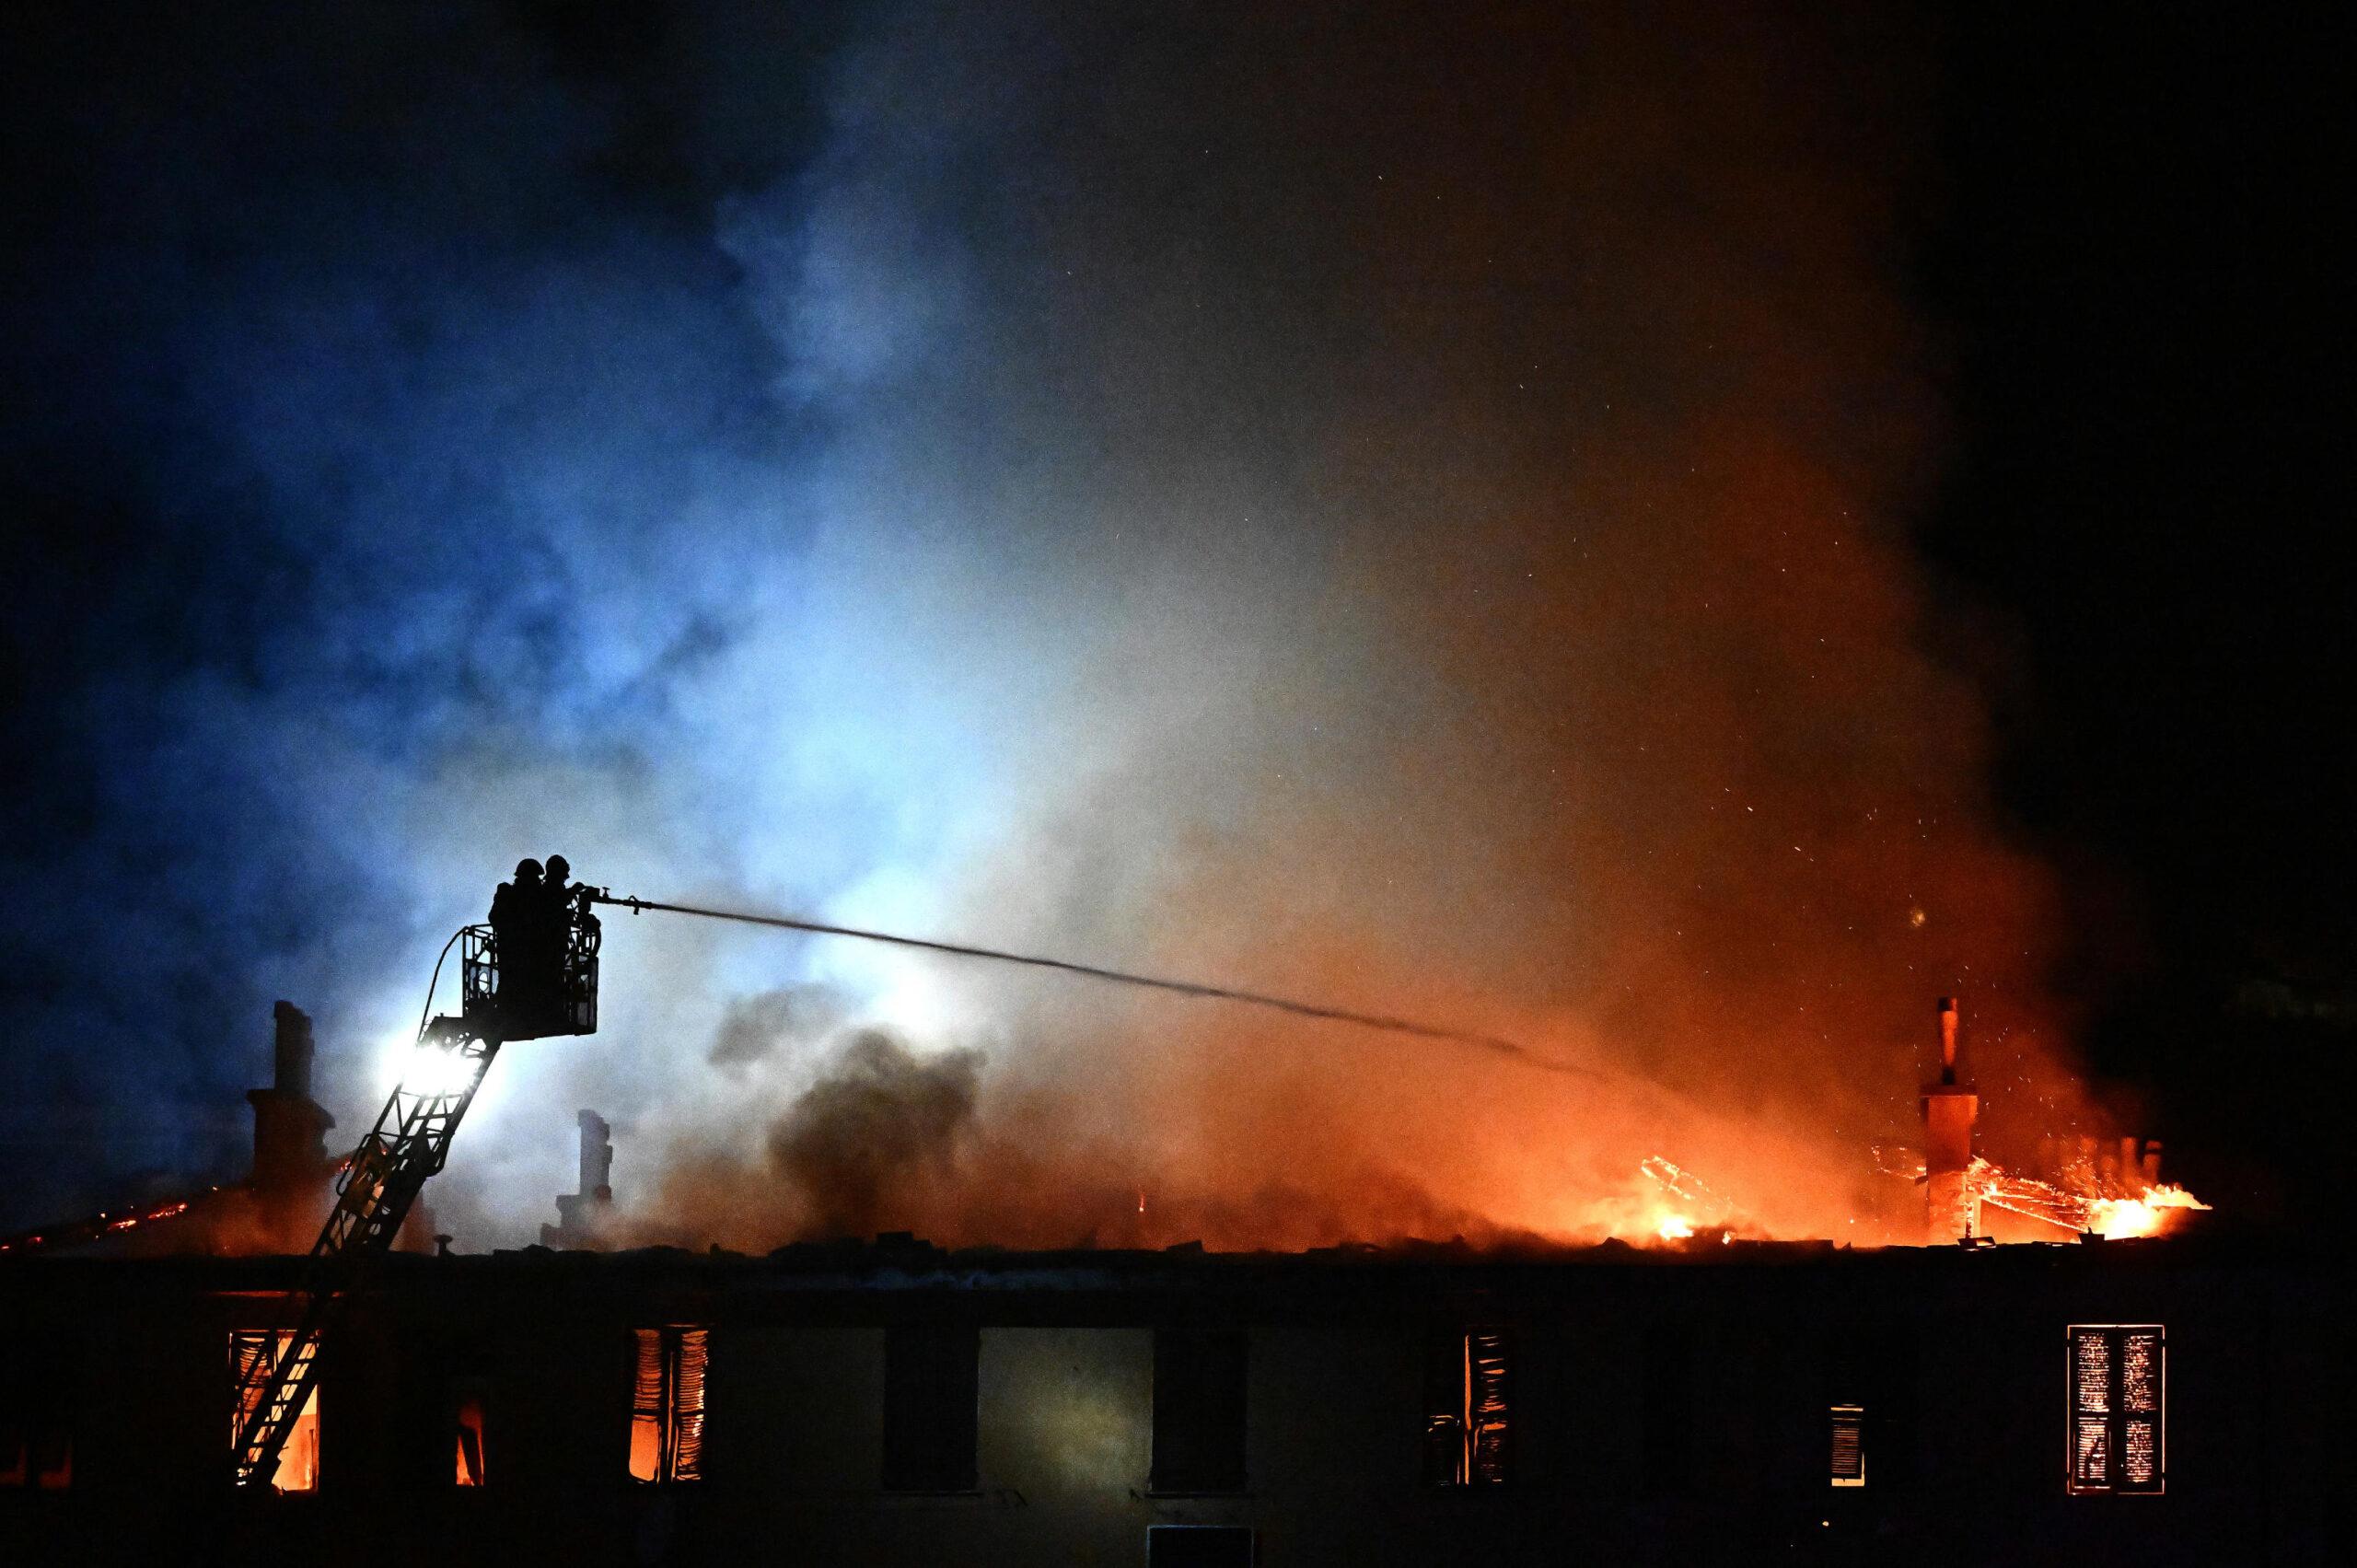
0,1246,2337,1566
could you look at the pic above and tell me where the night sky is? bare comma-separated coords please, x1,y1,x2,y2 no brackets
1921,12,2342,1228
1,4,2341,1242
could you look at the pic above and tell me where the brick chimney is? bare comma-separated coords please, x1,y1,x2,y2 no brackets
540,1109,614,1249
1921,996,1980,1242
247,1002,335,1193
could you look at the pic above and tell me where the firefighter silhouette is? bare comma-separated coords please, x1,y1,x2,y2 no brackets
488,857,565,1033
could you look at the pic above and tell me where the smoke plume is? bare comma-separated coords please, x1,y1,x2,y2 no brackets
3,2,2105,1248
765,1030,980,1240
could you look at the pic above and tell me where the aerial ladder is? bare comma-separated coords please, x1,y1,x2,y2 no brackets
227,876,1551,1487
228,913,600,1487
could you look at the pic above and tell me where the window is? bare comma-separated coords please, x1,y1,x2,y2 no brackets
1,1356,72,1492
228,1330,319,1493
1824,1319,1917,1493
882,1323,978,1492
452,1382,488,1487
1640,1322,1693,1494
1829,1403,1865,1487
2067,1324,2164,1494
1422,1326,1510,1487
1152,1329,1248,1494
629,1326,706,1484
1147,1524,1257,1567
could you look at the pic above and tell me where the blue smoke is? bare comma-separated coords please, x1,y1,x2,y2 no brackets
5,4,2083,1249
0,1,1028,1227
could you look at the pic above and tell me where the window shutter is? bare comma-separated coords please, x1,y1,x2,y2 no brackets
2118,1328,2163,1492
2068,1325,2164,1495
628,1328,666,1482
671,1329,708,1482
1829,1404,1865,1486
1422,1326,1465,1486
1423,1326,1511,1487
1466,1330,1512,1485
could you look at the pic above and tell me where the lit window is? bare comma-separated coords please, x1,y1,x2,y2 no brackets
452,1384,488,1487
2067,1324,2164,1495
629,1327,707,1484
1423,1326,1510,1487
1829,1403,1865,1487
1151,1330,1248,1494
228,1330,319,1493
882,1323,978,1493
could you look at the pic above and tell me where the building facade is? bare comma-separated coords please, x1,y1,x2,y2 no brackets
0,1236,2336,1565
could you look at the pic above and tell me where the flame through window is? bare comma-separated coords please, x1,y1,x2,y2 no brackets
228,1330,319,1493
629,1326,707,1484
452,1385,488,1487
2067,1325,2164,1494
1424,1327,1511,1487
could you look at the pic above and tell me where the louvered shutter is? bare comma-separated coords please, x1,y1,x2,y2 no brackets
2068,1325,2164,1495
1829,1403,1865,1486
1465,1330,1512,1485
671,1328,708,1482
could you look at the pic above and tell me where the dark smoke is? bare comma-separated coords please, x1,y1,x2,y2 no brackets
708,982,852,1074
764,1029,981,1240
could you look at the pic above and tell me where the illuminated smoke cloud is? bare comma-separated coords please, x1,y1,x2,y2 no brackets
708,983,852,1075
4,3,2115,1249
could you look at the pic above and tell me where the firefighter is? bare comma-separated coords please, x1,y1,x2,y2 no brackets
489,858,552,1030
547,854,598,935
543,854,575,920
489,858,541,952
540,854,580,1028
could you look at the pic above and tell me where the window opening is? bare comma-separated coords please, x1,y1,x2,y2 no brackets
2067,1324,2164,1495
629,1326,707,1484
0,1376,72,1492
1148,1524,1258,1567
1423,1326,1510,1487
1641,1322,1694,1493
882,1323,978,1492
229,1330,319,1493
1829,1403,1865,1486
452,1384,488,1487
1151,1329,1248,1493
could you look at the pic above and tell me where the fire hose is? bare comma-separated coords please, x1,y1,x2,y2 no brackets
587,890,1591,1076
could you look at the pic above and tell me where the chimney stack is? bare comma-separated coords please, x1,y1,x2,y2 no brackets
272,1000,314,1099
247,1002,335,1194
577,1109,614,1202
542,1109,615,1249
1921,996,1980,1242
